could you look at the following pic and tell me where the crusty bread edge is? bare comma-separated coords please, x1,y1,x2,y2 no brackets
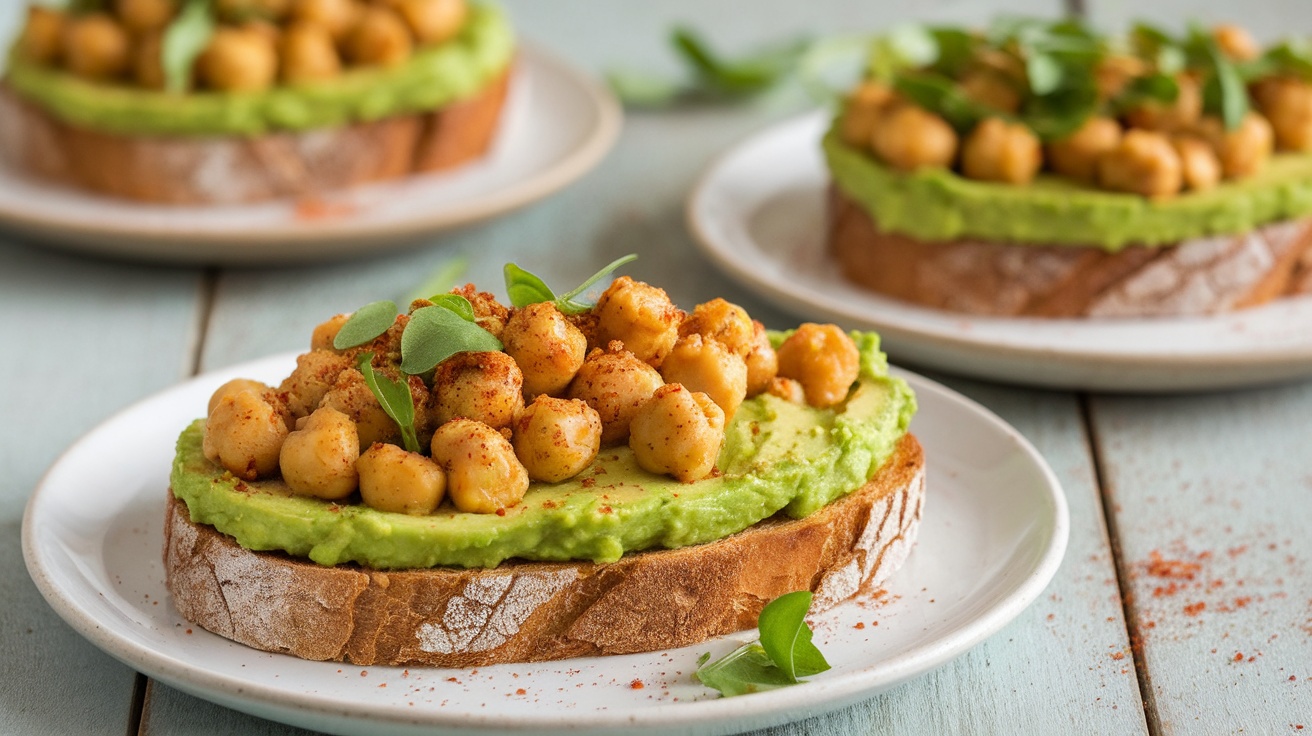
163,433,926,667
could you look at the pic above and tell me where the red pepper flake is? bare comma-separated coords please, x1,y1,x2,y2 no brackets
185,629,193,635
360,671,368,677
1184,602,1206,616
1111,651,1126,661
495,508,507,517
515,688,526,695
378,683,387,688
854,622,865,630
446,677,460,683
599,506,613,514
1291,676,1298,682
1144,551,1201,579
542,499,559,509
581,478,596,488
1234,596,1252,608
1234,652,1245,662
1227,545,1249,558
629,679,644,690
593,466,608,475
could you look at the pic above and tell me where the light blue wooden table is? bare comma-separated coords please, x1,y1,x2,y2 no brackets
2,1,1310,734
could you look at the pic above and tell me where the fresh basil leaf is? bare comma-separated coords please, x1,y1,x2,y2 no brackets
926,27,977,78
503,263,557,308
401,256,468,306
333,300,398,350
555,254,639,312
672,27,809,96
1026,53,1064,95
1115,72,1180,111
1202,41,1249,129
1024,82,1099,141
399,305,502,375
757,591,831,681
694,643,798,697
161,0,215,93
355,352,419,453
893,71,993,132
1265,39,1312,78
426,294,477,323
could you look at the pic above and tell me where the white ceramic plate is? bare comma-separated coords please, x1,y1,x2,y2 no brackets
0,42,620,264
24,353,1067,736
687,111,1312,392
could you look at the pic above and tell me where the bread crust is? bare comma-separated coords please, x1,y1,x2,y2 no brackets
828,188,1312,317
0,69,510,205
164,433,925,667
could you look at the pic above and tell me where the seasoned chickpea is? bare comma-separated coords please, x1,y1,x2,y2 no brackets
679,298,754,357
628,384,725,483
1254,77,1312,152
320,367,414,448
430,419,529,513
566,343,665,446
775,324,860,409
511,396,602,483
839,80,898,149
216,0,290,21
659,334,748,421
204,389,290,480
1094,54,1146,101
594,276,682,367
1126,74,1201,132
208,378,272,416
870,104,958,172
1212,24,1259,61
1046,116,1122,183
357,442,446,514
1196,112,1274,178
279,349,352,417
280,21,341,83
959,69,1021,113
133,32,166,89
115,0,176,32
345,6,413,67
743,320,777,398
429,351,524,429
502,302,587,399
1172,135,1222,191
395,0,466,45
279,407,359,499
19,6,65,65
961,117,1042,185
1097,129,1183,197
198,27,278,91
311,313,350,351
62,13,131,80
766,376,806,404
289,0,360,41
449,284,511,339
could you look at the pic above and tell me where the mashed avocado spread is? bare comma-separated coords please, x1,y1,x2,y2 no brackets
170,331,915,570
3,4,513,137
825,127,1312,250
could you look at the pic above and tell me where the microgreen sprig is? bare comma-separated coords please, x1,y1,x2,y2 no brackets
355,353,420,454
694,591,831,697
503,255,637,315
333,300,398,350
400,305,503,375
161,0,216,93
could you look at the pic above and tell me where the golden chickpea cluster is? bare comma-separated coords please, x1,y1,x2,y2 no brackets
201,278,864,516
838,23,1311,199
17,0,468,92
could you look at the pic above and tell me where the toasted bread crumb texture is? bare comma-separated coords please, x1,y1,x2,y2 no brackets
164,434,925,667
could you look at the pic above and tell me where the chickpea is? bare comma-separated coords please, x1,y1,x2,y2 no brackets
679,297,754,357
1195,112,1274,178
395,0,466,45
743,320,777,398
594,276,682,367
1094,54,1147,101
203,388,290,480
289,0,361,42
766,376,806,404
502,302,587,399
279,407,359,500
345,6,413,67
430,419,529,514
198,27,278,92
1126,74,1201,132
320,367,415,448
18,7,65,65
870,104,958,172
133,32,166,89
280,21,341,83
511,396,602,483
207,378,271,416
311,313,350,351
278,349,352,417
566,343,665,446
839,80,898,149
62,13,131,81
429,351,524,429
448,284,511,339
216,0,290,21
115,0,176,32
1254,77,1312,152
775,324,860,409
959,69,1021,113
628,384,725,483
1172,135,1222,191
357,442,446,514
659,334,748,421
1046,116,1122,183
1097,129,1183,198
1212,24,1259,62
961,117,1042,185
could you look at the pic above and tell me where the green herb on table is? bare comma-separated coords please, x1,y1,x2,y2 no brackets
161,0,216,93
503,254,637,315
694,590,832,697
355,352,420,453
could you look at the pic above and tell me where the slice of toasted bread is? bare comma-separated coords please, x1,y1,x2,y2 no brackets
0,69,510,205
828,188,1312,317
163,433,925,667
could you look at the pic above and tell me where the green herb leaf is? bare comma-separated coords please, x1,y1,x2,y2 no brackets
757,591,831,680
1263,39,1312,79
425,294,477,322
503,263,557,308
694,644,798,697
867,23,938,81
926,27,978,78
354,352,419,453
333,300,398,350
1024,81,1100,141
672,26,808,96
555,254,639,313
399,305,503,375
1117,72,1180,108
607,69,687,108
893,71,993,132
161,0,215,93
402,256,469,305
1026,52,1065,95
